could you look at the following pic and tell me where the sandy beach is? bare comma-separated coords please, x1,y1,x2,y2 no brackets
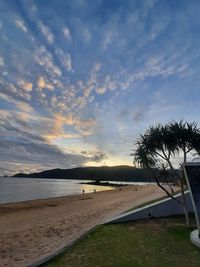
0,184,165,267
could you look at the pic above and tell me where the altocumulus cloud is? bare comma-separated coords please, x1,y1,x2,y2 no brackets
1,0,200,173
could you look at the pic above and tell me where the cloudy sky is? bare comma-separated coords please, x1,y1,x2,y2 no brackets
1,0,200,175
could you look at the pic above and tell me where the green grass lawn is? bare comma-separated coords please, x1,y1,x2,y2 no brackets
42,215,200,267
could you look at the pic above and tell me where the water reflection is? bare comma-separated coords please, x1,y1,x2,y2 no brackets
80,183,113,194
0,178,114,204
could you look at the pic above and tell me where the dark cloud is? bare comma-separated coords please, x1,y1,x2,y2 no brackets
118,109,144,122
0,115,89,174
80,150,87,155
133,111,144,122
0,138,86,166
81,150,107,162
118,110,130,118
90,152,107,162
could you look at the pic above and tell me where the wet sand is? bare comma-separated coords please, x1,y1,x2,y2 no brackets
0,184,166,267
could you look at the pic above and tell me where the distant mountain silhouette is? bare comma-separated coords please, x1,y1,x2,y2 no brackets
13,165,158,182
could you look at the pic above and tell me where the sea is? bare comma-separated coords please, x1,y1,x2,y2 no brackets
0,177,144,204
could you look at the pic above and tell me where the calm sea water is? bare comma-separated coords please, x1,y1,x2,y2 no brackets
0,177,116,204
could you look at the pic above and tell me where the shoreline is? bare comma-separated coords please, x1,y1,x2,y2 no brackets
0,177,117,205
0,184,166,267
0,189,113,214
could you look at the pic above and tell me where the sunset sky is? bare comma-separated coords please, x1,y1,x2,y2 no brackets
1,0,200,175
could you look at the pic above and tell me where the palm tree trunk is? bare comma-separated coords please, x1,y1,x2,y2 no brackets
181,152,190,227
183,203,190,228
160,157,190,227
180,177,190,227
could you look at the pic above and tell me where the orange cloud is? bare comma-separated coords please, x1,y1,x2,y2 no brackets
19,80,33,92
37,76,54,90
44,132,80,141
44,113,96,142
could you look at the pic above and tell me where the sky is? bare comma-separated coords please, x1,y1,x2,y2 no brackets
1,0,200,175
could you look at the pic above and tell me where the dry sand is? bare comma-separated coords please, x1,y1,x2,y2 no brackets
0,184,166,267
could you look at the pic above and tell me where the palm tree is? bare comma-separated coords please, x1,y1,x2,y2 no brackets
168,120,200,163
132,120,200,227
133,145,155,169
